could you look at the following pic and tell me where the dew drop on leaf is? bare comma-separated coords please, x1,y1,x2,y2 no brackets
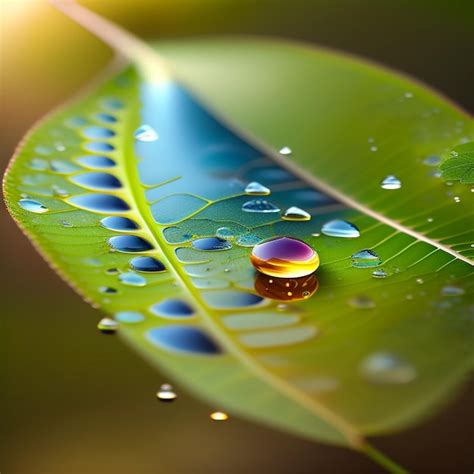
84,142,115,153
244,181,271,195
130,256,166,273
351,249,382,268
210,411,229,421
441,286,465,296
279,146,292,155
380,175,402,190
18,198,49,214
97,317,119,334
215,227,235,240
108,235,153,253
251,237,320,278
321,219,360,238
118,271,147,287
71,172,122,191
360,352,417,384
156,383,177,402
242,199,280,213
150,299,195,318
348,295,376,309
68,194,130,213
100,216,139,231
76,155,116,169
281,206,311,221
115,311,145,324
83,126,116,139
372,269,388,279
192,237,232,251
134,124,159,142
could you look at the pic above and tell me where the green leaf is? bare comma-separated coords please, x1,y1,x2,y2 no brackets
440,141,474,184
3,4,473,472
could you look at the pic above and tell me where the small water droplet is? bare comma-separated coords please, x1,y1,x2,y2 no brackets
65,117,87,128
83,126,115,139
321,220,360,238
147,326,221,355
76,155,116,169
100,216,139,231
372,268,388,279
28,158,48,170
210,411,229,421
119,271,146,287
103,98,124,110
279,146,292,155
370,145,378,152
94,113,117,123
251,237,319,278
427,217,434,223
99,286,117,294
281,206,311,221
244,181,271,195
380,175,402,190
404,91,414,99
108,235,153,253
215,227,235,240
68,194,129,213
60,220,73,228
71,172,122,191
450,151,459,157
150,299,194,318
50,160,80,174
368,137,375,143
18,198,49,213
242,199,280,213
441,286,465,296
134,124,159,142
360,352,416,384
156,383,177,402
348,295,376,309
97,317,119,334
115,311,144,324
453,196,461,203
106,268,119,274
192,237,232,251
55,143,66,152
416,278,424,284
130,256,166,273
351,249,382,268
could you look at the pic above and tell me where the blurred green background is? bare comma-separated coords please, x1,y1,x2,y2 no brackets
1,1,473,472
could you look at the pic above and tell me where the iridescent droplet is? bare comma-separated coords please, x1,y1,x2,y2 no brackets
380,175,402,190
244,181,271,195
351,249,381,268
130,256,166,273
321,220,360,238
441,286,465,296
18,198,49,214
150,299,194,318
108,235,153,253
279,146,292,155
97,317,119,334
360,352,416,384
119,271,146,287
251,237,319,278
192,237,231,251
348,295,376,309
156,383,177,402
209,411,229,422
134,124,159,142
372,269,388,279
281,206,311,221
242,199,280,213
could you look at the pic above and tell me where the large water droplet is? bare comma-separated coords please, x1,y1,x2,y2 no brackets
192,237,232,251
245,181,271,195
68,194,129,213
251,237,319,278
150,299,194,318
134,124,159,142
115,311,144,324
156,383,177,402
119,271,146,287
360,352,416,384
84,142,115,153
255,273,319,301
97,317,119,334
76,155,116,169
279,146,292,155
18,198,49,214
147,326,221,355
321,220,360,238
100,216,139,232
71,172,122,191
242,199,280,213
351,249,381,268
130,256,166,273
281,206,311,221
108,235,153,253
83,126,115,139
441,286,465,296
380,175,402,190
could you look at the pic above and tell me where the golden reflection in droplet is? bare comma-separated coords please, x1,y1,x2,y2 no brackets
210,411,229,421
255,272,319,302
